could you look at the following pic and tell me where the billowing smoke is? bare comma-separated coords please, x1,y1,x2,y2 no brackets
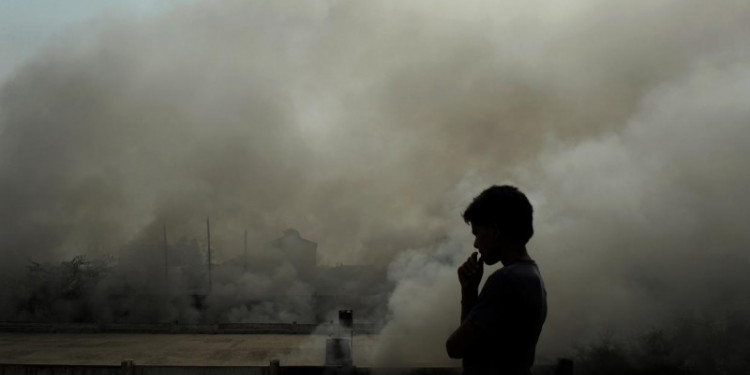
1,0,749,369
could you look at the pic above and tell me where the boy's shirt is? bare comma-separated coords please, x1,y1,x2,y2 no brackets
464,259,547,375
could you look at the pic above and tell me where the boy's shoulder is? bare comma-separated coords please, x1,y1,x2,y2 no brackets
493,260,538,277
486,260,541,288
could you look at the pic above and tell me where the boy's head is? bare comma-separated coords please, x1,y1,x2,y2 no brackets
462,185,534,264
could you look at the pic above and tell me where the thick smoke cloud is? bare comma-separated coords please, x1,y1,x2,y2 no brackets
1,0,749,367
369,1,750,365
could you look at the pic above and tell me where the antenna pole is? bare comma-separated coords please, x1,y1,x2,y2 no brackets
207,216,212,293
163,222,169,286
244,229,248,273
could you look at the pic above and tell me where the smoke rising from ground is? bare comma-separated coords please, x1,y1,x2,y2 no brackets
1,0,750,367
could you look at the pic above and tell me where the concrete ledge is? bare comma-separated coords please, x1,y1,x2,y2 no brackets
0,363,565,375
0,322,380,335
0,364,461,375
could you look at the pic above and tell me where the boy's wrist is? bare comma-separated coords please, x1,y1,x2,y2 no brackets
461,285,478,294
461,288,478,302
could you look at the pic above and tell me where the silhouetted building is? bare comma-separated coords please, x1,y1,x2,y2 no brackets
264,229,317,280
223,229,390,323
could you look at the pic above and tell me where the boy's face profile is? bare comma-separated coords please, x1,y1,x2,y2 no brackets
471,223,503,266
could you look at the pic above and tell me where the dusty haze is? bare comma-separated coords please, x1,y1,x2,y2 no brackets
1,0,749,368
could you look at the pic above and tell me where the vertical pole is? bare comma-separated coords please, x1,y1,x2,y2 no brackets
207,216,212,293
163,222,168,286
120,360,135,375
243,229,248,273
556,358,574,375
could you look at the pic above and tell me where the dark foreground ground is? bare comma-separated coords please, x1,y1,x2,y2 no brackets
0,333,563,374
0,333,378,366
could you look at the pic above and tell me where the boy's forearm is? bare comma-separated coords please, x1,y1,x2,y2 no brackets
460,287,478,323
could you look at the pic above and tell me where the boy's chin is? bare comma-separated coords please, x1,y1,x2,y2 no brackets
482,256,500,266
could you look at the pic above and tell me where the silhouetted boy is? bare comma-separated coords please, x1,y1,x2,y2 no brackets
446,185,547,375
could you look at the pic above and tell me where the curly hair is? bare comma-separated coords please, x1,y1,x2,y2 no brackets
462,185,534,245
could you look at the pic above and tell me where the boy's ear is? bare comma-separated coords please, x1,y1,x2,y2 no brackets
491,224,500,238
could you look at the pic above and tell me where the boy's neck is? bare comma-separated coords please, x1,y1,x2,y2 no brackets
500,246,531,266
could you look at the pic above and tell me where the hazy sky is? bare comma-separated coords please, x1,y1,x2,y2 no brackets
0,0,187,82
